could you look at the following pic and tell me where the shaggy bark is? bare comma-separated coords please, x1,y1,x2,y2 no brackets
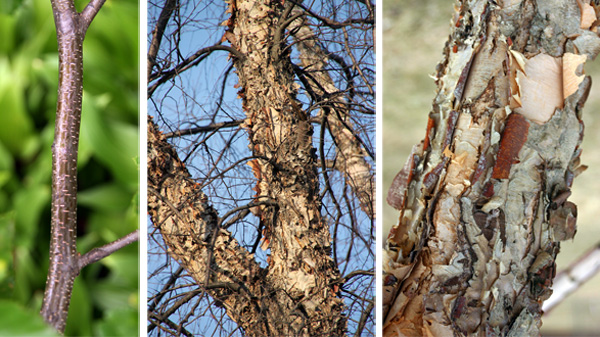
384,0,600,336
148,119,273,335
289,11,375,219
226,0,346,333
147,0,362,334
148,109,345,335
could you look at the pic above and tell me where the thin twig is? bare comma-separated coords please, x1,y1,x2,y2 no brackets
42,0,95,332
78,230,140,270
164,119,243,139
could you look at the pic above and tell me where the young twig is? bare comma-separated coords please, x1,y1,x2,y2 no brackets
41,0,138,333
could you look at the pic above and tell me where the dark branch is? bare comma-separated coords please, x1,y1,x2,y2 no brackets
164,119,243,139
78,230,140,270
148,0,178,78
148,44,244,98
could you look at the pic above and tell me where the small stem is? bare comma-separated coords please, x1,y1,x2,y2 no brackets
81,0,106,33
78,230,140,270
41,0,105,333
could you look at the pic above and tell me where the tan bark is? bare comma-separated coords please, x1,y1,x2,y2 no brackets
289,11,375,219
148,119,272,335
384,0,600,335
225,0,346,334
148,0,347,335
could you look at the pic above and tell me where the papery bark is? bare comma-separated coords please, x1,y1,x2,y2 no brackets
148,0,347,334
289,11,375,219
226,0,346,334
148,119,273,335
383,0,600,336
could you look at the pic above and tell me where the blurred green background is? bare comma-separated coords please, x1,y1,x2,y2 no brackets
383,0,600,334
0,0,139,335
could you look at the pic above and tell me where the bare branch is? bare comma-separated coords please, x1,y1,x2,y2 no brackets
164,119,243,139
148,0,178,78
80,0,106,33
289,11,375,219
78,230,140,270
148,44,244,98
543,243,600,313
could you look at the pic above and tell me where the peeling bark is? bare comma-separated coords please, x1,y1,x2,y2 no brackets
384,0,600,335
148,119,273,335
289,11,375,219
147,0,349,334
225,0,346,334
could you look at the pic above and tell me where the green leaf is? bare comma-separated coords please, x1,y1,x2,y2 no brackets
95,307,138,337
0,300,59,336
102,252,139,289
81,94,138,189
92,277,138,313
14,183,50,243
0,213,16,297
0,14,16,52
0,0,24,15
78,184,132,213
0,140,14,191
0,59,35,156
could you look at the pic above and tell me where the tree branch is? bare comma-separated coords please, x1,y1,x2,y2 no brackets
42,0,90,332
148,0,178,79
164,119,243,139
80,0,106,33
42,0,127,332
148,44,244,98
78,230,140,270
542,242,600,314
148,117,270,334
289,11,375,219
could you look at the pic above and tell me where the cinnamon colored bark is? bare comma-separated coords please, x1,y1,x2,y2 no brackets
147,1,348,335
384,0,599,336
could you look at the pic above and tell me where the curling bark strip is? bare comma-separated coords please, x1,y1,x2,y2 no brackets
288,11,375,220
41,0,105,332
147,118,271,335
384,0,599,335
223,0,346,334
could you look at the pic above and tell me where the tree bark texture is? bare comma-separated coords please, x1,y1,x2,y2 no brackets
383,0,600,336
289,11,375,220
148,1,347,335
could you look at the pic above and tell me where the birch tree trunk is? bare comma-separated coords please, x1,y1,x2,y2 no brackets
289,11,376,219
148,0,374,335
383,0,600,335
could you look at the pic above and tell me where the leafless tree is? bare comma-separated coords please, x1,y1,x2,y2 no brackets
147,0,374,336
383,0,600,336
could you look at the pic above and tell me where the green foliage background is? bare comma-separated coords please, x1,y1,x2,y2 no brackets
0,0,139,335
